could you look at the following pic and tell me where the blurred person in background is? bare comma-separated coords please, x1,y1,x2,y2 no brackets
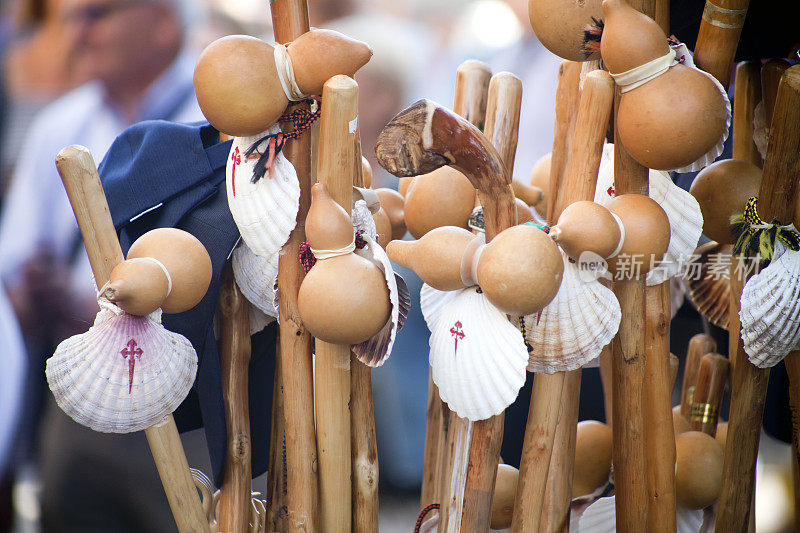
0,0,211,530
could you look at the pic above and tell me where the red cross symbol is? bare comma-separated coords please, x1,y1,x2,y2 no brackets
230,146,241,197
120,339,143,394
607,183,615,197
450,321,465,358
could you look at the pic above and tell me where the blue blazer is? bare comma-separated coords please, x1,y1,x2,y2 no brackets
98,120,276,485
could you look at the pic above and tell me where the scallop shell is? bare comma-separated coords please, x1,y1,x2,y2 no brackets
45,304,197,433
575,495,703,532
420,282,460,330
524,250,621,373
596,143,703,286
232,240,279,321
227,125,300,258
669,43,731,173
429,287,528,421
739,246,800,368
685,241,731,329
352,198,378,241
352,235,410,367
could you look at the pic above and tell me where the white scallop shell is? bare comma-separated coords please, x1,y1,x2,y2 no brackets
352,199,378,241
232,240,279,321
420,282,459,330
352,235,410,367
740,246,800,368
429,287,528,421
227,125,300,258
596,143,703,286
45,304,197,433
524,250,620,373
575,495,703,532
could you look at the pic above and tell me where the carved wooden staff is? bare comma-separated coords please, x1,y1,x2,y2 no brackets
716,65,800,531
55,146,209,533
611,0,654,528
375,90,518,531
680,334,716,420
351,127,378,533
689,353,729,436
268,1,319,529
314,75,359,533
217,263,252,533
548,62,582,222
420,60,491,511
515,69,614,533
693,0,750,88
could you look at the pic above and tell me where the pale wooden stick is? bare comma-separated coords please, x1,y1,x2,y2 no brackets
732,62,763,167
610,3,655,529
548,62,582,223
420,60,491,511
314,75,359,533
680,334,717,420
55,146,209,533
644,281,676,532
268,2,319,530
218,263,252,533
717,65,800,532
350,129,378,533
689,353,729,436
693,0,750,88
266,341,288,531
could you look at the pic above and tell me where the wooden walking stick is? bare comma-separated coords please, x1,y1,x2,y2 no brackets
689,353,729,436
533,69,615,533
716,65,800,531
313,75,359,533
732,61,762,167
217,264,252,533
680,334,717,420
55,146,210,533
548,62,583,222
268,1,319,529
375,90,519,531
693,0,750,88
267,344,288,531
420,60,491,511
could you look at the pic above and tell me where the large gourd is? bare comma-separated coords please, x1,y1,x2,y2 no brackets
297,183,390,344
402,166,476,239
600,0,727,170
529,0,603,61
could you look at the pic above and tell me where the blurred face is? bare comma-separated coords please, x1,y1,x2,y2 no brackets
60,0,178,88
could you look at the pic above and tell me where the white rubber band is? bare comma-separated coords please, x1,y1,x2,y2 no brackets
273,43,307,102
607,212,626,259
310,239,356,260
610,48,676,93
141,257,173,297
460,235,486,287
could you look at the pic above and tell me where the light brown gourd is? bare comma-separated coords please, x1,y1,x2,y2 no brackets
476,224,563,316
105,258,170,316
600,0,727,171
605,194,670,276
689,159,762,244
550,201,621,259
490,464,519,529
374,188,406,241
675,431,724,510
297,183,390,345
528,0,603,62
113,228,212,315
402,166,476,239
572,421,613,498
386,226,476,291
528,153,551,210
512,181,544,209
194,29,371,137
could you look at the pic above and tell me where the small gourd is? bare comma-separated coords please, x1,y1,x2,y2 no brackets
529,0,603,61
573,420,612,497
512,181,544,210
361,156,373,188
605,194,670,276
490,464,519,529
386,226,476,291
297,183,390,345
550,201,621,260
194,30,372,137
600,0,727,170
403,166,475,238
689,159,762,244
528,153,551,211
104,228,212,315
375,188,406,241
675,431,724,510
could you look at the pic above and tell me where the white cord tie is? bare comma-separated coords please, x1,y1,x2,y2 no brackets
310,239,356,260
274,43,307,102
607,212,626,259
610,48,677,93
140,257,173,297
